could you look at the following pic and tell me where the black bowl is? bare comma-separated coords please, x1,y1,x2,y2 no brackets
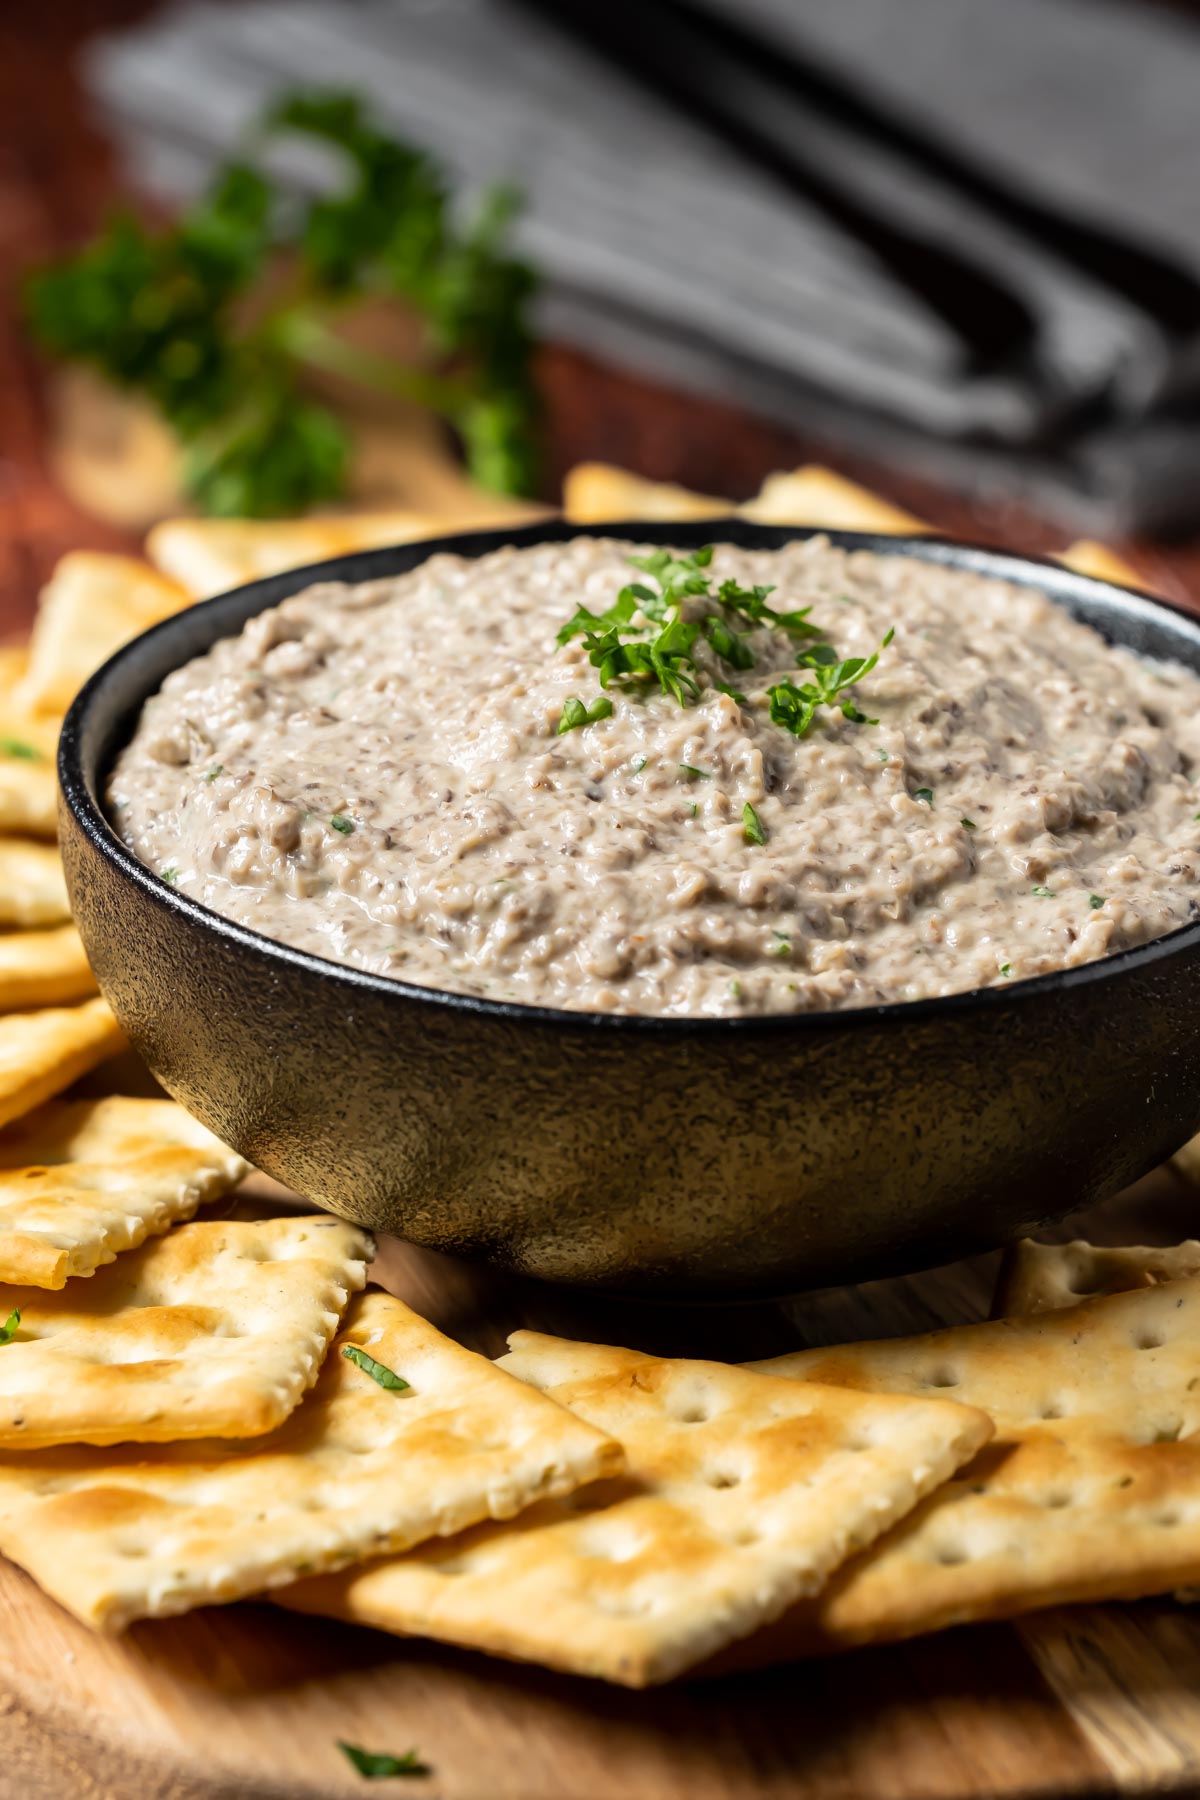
58,520,1200,1299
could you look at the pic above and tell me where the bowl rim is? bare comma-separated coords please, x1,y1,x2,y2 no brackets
60,516,1200,1039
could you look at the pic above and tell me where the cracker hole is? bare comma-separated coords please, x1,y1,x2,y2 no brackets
1134,1331,1165,1351
1114,1474,1135,1489
730,1528,760,1548
705,1469,741,1489
934,1547,967,1567
1043,1492,1073,1510
1156,1511,1181,1529
673,1407,710,1425
1038,1402,1064,1421
1151,1420,1183,1444
923,1367,959,1389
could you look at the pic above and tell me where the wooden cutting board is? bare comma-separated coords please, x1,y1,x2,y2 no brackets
3,1162,1200,1800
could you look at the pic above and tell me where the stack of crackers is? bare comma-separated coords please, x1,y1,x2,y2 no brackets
0,460,1197,1688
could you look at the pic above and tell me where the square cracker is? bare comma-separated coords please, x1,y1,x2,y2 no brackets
0,924,97,1010
0,1291,621,1632
0,841,70,928
0,998,125,1130
0,1095,248,1287
733,1279,1200,1655
146,513,436,596
280,1332,992,1686
562,463,731,524
994,1238,1200,1318
16,553,191,717
0,756,58,840
0,1215,371,1448
739,466,928,533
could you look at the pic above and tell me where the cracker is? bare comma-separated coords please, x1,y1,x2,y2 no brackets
0,997,125,1129
0,840,70,927
16,553,191,716
0,754,58,840
0,1215,371,1448
0,924,96,1010
739,466,928,533
147,513,443,597
562,462,731,524
0,1291,621,1631
994,1238,1200,1318
1056,540,1143,588
737,1279,1200,1653
0,1095,248,1288
280,1332,991,1686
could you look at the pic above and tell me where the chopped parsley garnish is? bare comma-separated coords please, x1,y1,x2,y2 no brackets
960,817,977,830
999,962,1012,976
203,765,224,781
877,749,889,762
729,979,742,1000
337,1741,430,1779
0,1309,19,1346
769,932,791,957
688,802,698,818
0,737,43,762
557,547,892,739
742,801,766,845
1088,893,1106,909
678,763,711,781
1031,885,1054,899
330,813,355,834
713,681,747,704
342,1345,410,1391
767,632,892,740
557,694,613,734
160,866,179,885
631,754,648,773
913,788,934,806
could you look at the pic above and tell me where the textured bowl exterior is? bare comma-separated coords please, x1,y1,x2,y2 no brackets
59,522,1200,1297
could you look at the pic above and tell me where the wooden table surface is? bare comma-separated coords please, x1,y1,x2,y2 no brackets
5,9,1200,1799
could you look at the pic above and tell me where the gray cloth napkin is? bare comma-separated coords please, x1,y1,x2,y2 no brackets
86,0,1200,530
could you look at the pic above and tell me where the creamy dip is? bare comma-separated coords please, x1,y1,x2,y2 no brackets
110,536,1200,1017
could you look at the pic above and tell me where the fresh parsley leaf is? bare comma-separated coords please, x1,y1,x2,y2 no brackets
876,749,889,762
1088,893,1106,909
729,979,742,1001
337,1740,430,1779
717,577,825,639
631,754,648,773
913,788,934,806
341,1345,410,1391
999,962,1012,976
743,801,766,845
0,1309,19,1346
768,629,892,741
713,681,748,704
331,813,356,834
961,817,976,830
160,866,179,885
0,737,43,763
1031,885,1054,899
203,764,224,781
677,763,711,781
557,694,613,734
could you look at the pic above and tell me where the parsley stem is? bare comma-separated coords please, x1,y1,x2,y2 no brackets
270,308,471,420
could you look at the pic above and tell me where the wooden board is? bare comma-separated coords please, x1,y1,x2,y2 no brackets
3,1156,1200,1800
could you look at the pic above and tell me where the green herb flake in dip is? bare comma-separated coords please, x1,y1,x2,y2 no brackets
0,1309,19,1346
337,1741,429,1779
109,535,1200,1018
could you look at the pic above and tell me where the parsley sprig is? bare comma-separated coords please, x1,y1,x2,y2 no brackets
556,547,890,739
0,1309,19,1346
26,90,538,513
